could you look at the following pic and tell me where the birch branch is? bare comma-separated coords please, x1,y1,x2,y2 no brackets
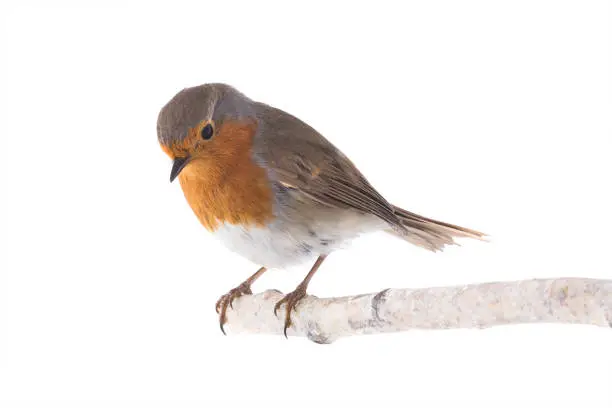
221,277,612,344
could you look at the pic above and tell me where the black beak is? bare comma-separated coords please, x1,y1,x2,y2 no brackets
170,156,191,182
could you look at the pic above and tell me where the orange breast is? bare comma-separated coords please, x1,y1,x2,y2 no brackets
177,120,274,231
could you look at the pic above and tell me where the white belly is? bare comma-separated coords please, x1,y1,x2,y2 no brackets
211,214,383,268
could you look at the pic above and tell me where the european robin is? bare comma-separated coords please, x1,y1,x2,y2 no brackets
157,83,486,336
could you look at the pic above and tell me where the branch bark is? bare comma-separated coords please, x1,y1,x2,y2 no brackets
221,277,612,344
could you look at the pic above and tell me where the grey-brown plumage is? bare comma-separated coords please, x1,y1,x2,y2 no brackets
250,100,485,253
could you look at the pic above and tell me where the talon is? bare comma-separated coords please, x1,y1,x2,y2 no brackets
218,299,229,335
284,312,292,338
273,298,285,316
273,287,308,338
215,283,253,335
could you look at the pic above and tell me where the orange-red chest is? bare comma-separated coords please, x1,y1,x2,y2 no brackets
176,121,274,232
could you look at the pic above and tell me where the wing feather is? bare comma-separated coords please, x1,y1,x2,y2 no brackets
252,103,406,232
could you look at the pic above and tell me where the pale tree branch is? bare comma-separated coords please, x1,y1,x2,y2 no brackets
221,277,612,344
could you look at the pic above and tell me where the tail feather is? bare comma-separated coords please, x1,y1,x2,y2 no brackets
388,205,487,252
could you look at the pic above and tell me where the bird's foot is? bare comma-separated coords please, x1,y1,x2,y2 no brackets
273,284,309,338
215,282,253,335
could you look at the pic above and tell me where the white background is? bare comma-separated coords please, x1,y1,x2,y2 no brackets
1,0,611,406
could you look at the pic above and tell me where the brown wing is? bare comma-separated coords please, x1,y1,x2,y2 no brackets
252,103,406,232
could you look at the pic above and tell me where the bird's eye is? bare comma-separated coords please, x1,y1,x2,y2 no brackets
200,123,214,140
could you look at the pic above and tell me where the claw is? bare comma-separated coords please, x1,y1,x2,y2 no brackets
215,283,253,335
272,256,326,338
273,285,307,338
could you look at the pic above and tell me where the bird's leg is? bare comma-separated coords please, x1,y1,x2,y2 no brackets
216,266,267,335
274,255,327,338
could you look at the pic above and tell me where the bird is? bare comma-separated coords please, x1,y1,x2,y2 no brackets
157,83,486,337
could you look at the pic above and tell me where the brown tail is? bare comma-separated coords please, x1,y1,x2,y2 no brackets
388,205,488,252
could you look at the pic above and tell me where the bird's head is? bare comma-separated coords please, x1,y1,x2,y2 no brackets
157,83,257,182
